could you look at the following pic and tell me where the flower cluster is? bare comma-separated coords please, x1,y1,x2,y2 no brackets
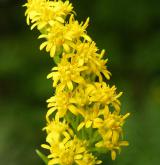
24,0,130,164
42,118,102,165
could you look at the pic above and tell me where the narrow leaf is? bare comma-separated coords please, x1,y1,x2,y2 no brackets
36,149,49,165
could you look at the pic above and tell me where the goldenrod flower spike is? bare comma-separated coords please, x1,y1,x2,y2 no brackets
24,0,73,29
24,0,130,164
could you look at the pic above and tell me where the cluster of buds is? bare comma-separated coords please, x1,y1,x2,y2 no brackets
24,0,130,164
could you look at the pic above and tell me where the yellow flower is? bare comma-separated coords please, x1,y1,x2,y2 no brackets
98,106,130,142
69,42,110,81
39,21,66,57
72,41,99,66
86,82,122,112
96,107,130,160
24,0,73,30
77,103,103,131
76,153,102,165
46,89,80,119
43,136,90,165
46,90,70,119
43,118,73,145
96,139,129,160
69,85,90,107
69,82,121,111
24,0,46,25
39,14,91,57
47,54,88,91
24,0,130,163
92,56,111,82
65,15,91,42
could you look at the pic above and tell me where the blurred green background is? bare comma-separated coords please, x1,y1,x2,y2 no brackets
0,0,160,164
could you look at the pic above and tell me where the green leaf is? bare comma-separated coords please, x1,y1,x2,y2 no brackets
36,149,49,165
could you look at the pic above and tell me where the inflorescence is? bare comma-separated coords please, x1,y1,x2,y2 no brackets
23,0,130,164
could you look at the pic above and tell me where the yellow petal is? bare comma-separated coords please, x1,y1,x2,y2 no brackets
47,102,55,108
119,141,129,146
47,72,53,79
74,77,85,84
74,154,83,160
115,92,123,99
96,160,103,164
93,118,103,128
50,45,56,57
38,22,47,30
82,34,92,42
52,67,58,71
69,98,77,104
41,144,50,150
85,120,92,128
46,96,55,103
111,150,116,160
76,147,86,153
95,141,103,147
77,122,85,131
26,16,30,25
29,11,38,18
83,17,90,29
48,158,59,165
122,113,130,120
105,130,112,140
46,107,56,121
56,16,64,23
46,43,52,52
78,58,84,66
112,131,119,144
63,131,71,140
67,81,73,91
68,105,78,115
48,20,54,26
40,41,48,50
107,119,115,128
100,49,105,58
103,70,110,80
31,22,38,30
63,43,70,53
38,34,47,39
